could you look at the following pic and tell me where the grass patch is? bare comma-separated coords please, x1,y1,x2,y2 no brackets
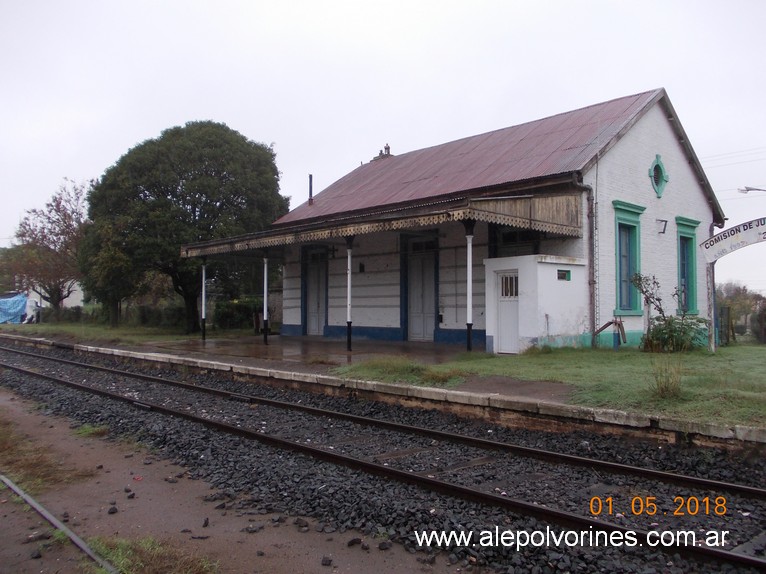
421,367,465,385
0,324,275,350
448,351,501,362
307,356,340,366
0,323,195,346
86,536,218,574
650,355,683,399
335,344,766,427
334,356,465,387
0,412,95,494
52,529,71,545
74,424,110,438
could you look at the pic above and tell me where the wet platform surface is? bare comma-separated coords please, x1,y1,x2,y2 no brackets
149,335,469,366
135,335,573,404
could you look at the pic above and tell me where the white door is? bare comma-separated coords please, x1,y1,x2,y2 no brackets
497,271,519,353
306,256,326,335
408,253,435,341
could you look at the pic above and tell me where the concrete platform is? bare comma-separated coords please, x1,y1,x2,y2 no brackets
89,336,766,445
2,333,765,445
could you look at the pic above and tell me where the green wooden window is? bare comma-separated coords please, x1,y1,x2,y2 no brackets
649,155,669,197
613,201,645,315
676,217,700,314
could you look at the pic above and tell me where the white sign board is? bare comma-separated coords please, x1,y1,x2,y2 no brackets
699,217,766,263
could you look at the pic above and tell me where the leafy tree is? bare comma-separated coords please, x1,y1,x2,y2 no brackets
78,220,144,327
10,179,88,319
716,281,763,324
752,301,766,343
87,121,289,333
0,248,16,292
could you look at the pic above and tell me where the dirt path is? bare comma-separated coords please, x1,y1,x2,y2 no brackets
0,388,461,574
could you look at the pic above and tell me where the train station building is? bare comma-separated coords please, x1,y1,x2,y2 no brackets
182,88,725,353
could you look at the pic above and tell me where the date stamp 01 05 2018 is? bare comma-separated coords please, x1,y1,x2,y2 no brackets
589,495,727,517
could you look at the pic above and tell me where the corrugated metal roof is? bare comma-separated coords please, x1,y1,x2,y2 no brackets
275,89,664,227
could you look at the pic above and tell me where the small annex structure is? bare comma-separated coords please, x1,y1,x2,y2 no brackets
182,88,725,353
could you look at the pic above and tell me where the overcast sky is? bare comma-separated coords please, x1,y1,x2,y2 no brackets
2,1,765,293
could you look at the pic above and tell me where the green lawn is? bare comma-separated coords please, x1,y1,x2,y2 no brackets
0,323,256,346
335,344,766,428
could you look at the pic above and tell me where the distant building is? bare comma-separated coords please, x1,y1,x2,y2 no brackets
183,89,724,352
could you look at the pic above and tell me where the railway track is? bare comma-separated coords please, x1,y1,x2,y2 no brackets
1,343,764,572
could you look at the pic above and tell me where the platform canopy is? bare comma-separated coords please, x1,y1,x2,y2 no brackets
182,191,582,258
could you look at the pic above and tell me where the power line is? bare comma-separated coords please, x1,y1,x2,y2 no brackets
700,145,766,172
703,156,766,169
719,194,766,201
700,146,766,161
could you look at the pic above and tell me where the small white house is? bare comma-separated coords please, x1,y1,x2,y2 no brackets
183,88,725,352
484,255,588,353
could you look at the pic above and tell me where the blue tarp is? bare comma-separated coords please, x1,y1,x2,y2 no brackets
0,293,28,324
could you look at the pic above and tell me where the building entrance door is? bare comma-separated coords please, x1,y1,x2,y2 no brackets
408,246,435,341
306,253,326,336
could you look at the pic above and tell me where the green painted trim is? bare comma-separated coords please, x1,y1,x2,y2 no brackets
595,330,644,348
613,201,645,313
676,308,700,316
675,216,700,230
613,308,643,317
649,154,669,197
612,200,646,217
676,223,698,314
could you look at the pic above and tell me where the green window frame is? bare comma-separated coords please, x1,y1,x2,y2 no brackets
676,216,700,315
649,154,669,197
613,200,645,316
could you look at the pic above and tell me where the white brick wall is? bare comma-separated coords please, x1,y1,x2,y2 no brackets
281,245,302,327
437,222,488,331
587,103,715,336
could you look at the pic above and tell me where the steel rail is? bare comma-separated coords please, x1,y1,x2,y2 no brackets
1,360,765,571
1,344,764,501
0,473,119,573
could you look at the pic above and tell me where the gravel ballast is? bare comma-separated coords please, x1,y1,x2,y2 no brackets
0,343,763,573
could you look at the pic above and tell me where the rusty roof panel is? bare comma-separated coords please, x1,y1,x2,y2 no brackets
275,89,664,226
